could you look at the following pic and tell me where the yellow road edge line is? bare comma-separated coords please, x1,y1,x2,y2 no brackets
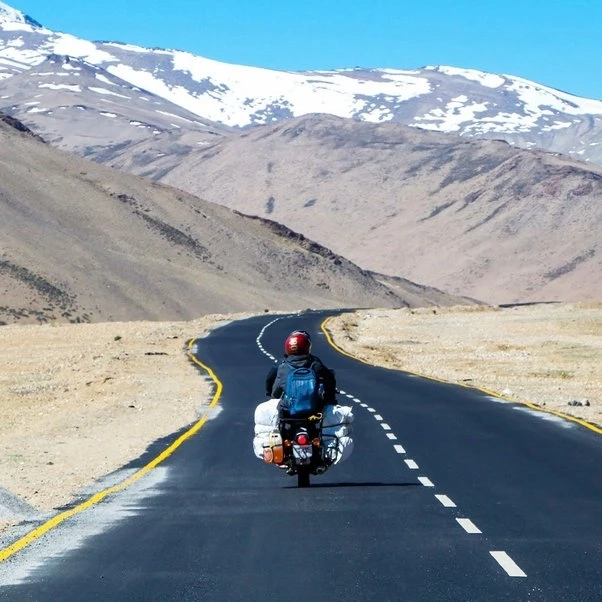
0,338,222,563
321,316,602,435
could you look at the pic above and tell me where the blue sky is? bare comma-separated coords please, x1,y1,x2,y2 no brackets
10,0,602,100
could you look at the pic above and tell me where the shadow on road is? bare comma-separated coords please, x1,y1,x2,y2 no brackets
284,481,421,489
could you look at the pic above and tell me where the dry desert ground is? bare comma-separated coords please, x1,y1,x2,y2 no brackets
0,302,600,537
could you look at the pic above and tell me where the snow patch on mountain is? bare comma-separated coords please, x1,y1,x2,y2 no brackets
506,75,602,115
427,65,506,88
0,1,43,30
53,34,118,64
416,97,491,131
88,86,129,98
38,82,81,92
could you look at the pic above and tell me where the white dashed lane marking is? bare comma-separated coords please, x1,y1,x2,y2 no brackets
490,551,527,577
256,322,526,582
456,518,482,534
435,494,457,508
330,379,528,582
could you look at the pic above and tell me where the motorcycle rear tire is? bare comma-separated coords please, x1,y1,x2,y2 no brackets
297,469,310,488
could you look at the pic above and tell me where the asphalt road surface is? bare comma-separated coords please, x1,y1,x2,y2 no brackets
1,311,601,601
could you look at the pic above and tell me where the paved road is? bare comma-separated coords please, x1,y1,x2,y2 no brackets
1,311,601,601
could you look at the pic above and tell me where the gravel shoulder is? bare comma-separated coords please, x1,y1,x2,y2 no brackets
1,302,600,537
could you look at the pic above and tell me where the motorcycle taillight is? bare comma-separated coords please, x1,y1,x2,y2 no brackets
296,433,309,445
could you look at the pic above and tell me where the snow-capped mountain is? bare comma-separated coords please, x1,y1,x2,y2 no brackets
1,1,602,164
0,52,231,177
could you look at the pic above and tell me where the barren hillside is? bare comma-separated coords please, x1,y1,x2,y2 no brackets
159,114,602,304
0,114,469,325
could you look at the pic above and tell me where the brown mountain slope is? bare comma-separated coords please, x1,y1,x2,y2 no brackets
159,114,602,304
0,115,469,325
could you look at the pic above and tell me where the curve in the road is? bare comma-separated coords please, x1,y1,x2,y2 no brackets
1,310,599,585
318,317,531,577
322,317,602,435
0,339,223,563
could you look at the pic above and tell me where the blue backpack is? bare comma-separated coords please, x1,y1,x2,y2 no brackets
281,362,322,417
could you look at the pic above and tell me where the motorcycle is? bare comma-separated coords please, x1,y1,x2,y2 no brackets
270,413,340,488
256,400,353,488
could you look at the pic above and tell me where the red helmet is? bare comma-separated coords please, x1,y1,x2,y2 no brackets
284,331,311,355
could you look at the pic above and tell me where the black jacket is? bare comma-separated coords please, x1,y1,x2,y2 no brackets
265,354,337,404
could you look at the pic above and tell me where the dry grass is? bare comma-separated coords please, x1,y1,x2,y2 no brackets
326,302,602,427
0,313,254,533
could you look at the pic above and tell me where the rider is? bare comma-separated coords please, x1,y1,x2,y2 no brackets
265,330,337,410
